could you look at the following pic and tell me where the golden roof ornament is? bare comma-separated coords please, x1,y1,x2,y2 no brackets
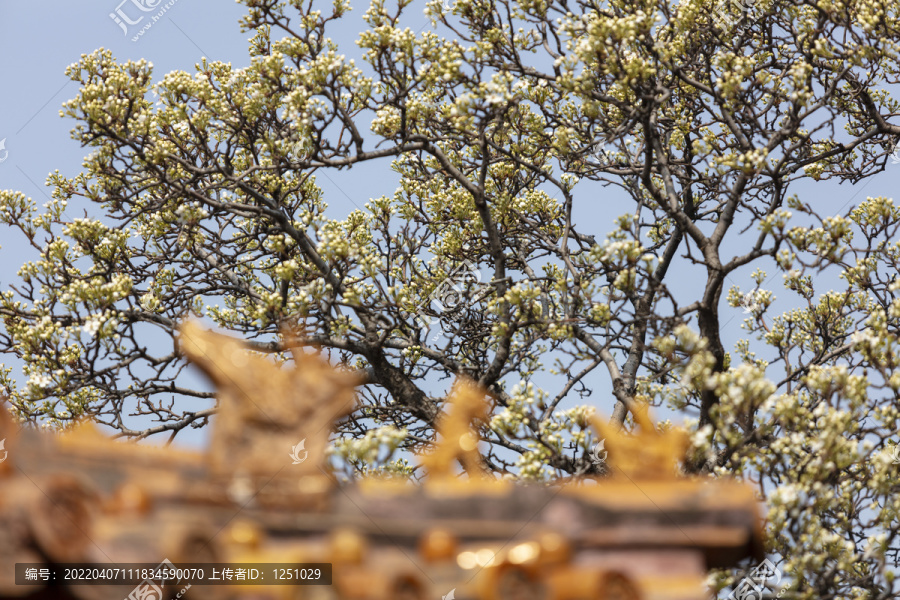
590,400,689,480
176,320,362,482
0,321,764,600
421,378,493,484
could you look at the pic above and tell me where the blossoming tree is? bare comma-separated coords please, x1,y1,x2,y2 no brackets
2,0,900,596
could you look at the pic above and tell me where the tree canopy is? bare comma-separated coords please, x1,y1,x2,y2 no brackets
2,0,900,596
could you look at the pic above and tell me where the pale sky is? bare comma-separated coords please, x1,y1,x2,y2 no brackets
0,0,402,448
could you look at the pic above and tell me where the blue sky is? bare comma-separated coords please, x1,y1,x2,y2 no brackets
1,0,899,454
0,0,402,448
